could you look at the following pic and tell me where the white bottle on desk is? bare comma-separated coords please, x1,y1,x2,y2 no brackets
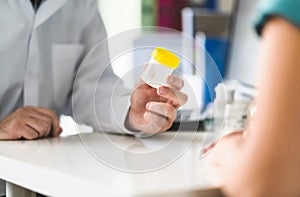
213,83,234,133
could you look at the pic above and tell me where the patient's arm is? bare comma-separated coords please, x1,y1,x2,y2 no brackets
207,17,300,196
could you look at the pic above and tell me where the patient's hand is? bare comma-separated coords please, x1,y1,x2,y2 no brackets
201,130,245,188
0,106,62,140
126,75,187,134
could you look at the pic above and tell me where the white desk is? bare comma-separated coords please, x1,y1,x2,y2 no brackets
0,130,222,197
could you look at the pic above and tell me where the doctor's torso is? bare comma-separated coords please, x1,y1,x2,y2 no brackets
0,0,101,121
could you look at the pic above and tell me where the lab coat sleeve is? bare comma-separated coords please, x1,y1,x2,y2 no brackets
71,0,138,135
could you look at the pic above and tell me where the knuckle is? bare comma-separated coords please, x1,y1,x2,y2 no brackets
132,90,150,107
162,106,169,116
16,107,26,114
10,118,18,125
164,105,172,116
11,118,22,127
15,108,22,113
19,106,33,115
41,121,50,132
24,106,33,111
153,124,162,133
169,108,177,121
157,117,166,129
166,103,174,112
44,116,52,125
41,123,51,135
46,122,51,132
146,88,156,97
173,90,180,99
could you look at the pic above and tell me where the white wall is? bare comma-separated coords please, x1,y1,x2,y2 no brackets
97,0,142,83
226,0,260,86
98,0,142,37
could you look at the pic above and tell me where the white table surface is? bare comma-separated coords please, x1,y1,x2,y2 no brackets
0,124,222,197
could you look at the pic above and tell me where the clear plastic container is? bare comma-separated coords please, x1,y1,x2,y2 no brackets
141,47,180,88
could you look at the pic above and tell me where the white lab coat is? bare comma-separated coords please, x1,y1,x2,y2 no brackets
0,1,137,193
0,0,133,133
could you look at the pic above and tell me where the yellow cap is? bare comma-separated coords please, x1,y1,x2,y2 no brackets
151,47,180,69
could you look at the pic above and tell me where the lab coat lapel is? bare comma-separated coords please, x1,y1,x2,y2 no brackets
9,0,34,21
34,0,69,28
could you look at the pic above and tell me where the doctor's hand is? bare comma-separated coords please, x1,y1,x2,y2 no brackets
0,106,62,140
126,75,188,134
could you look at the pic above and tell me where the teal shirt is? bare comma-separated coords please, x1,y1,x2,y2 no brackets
255,0,300,35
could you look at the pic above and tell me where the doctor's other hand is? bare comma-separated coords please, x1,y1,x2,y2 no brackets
126,75,188,134
0,106,62,140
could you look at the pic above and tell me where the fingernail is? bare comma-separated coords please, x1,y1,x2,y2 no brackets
159,87,167,94
168,76,175,83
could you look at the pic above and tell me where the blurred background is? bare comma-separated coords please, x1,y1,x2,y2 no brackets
97,0,259,110
98,0,234,37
